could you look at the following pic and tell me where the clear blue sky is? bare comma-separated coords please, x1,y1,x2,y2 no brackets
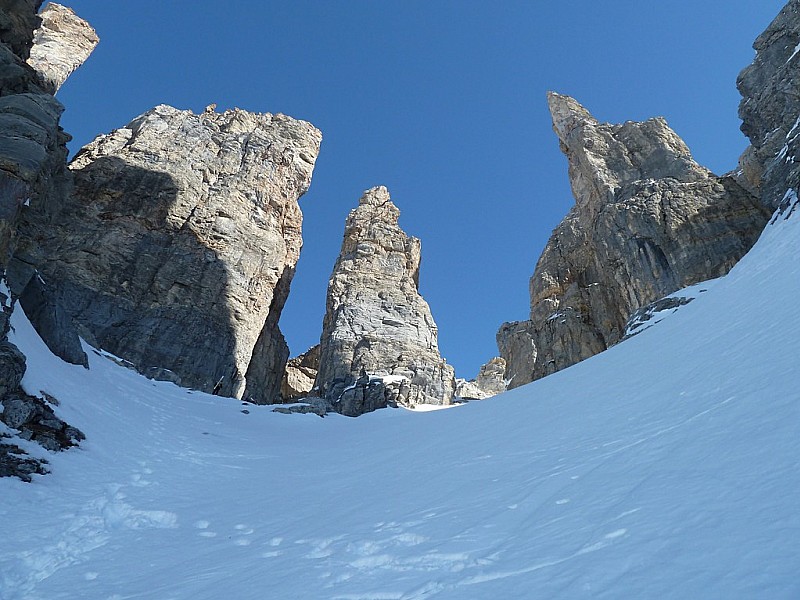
57,1,784,379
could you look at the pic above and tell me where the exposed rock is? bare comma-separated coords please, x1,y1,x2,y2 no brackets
623,295,696,341
13,104,321,402
0,338,25,396
737,0,800,215
280,344,319,402
1,390,84,451
498,94,771,388
0,45,67,266
15,267,87,366
0,0,42,61
0,0,84,480
315,186,455,416
455,357,507,400
0,437,47,482
27,2,98,94
272,397,328,417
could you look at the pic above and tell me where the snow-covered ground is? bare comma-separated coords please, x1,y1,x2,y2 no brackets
1,204,799,599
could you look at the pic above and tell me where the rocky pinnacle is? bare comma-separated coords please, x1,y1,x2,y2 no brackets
315,186,455,416
27,2,98,94
497,93,770,389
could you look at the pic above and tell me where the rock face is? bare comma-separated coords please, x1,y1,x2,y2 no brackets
280,344,319,402
0,0,42,61
13,104,321,403
737,0,800,216
455,357,507,400
498,94,771,388
315,186,455,416
27,2,98,93
0,0,88,480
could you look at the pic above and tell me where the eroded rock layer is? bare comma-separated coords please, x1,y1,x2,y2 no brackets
315,186,455,416
14,104,321,402
498,94,770,388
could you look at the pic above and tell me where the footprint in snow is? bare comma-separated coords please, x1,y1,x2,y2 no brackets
234,524,254,535
194,520,217,537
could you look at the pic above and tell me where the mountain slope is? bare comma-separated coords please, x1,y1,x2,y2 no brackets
1,198,798,598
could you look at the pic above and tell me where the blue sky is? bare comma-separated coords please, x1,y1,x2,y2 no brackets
57,1,784,378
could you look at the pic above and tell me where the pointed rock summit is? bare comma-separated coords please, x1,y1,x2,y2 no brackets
315,186,455,416
27,3,99,94
498,94,770,388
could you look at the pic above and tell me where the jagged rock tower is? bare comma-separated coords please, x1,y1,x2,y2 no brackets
315,186,455,416
497,93,771,388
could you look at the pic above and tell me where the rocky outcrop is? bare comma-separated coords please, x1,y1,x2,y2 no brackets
12,104,321,403
498,94,771,388
27,2,98,94
737,0,800,217
455,357,507,400
280,344,319,402
314,186,455,416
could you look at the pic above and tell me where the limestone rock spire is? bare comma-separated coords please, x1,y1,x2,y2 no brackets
315,186,455,416
498,94,770,388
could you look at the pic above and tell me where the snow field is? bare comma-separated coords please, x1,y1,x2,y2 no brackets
0,206,798,598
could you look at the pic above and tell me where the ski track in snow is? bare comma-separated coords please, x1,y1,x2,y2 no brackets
1,212,799,598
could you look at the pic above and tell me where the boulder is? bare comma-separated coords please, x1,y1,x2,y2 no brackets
280,344,319,402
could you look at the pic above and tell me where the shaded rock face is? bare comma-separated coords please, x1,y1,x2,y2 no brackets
27,2,98,94
315,186,455,416
0,0,42,61
455,357,507,400
0,0,68,266
737,0,800,216
0,0,88,480
498,94,771,388
280,344,319,402
14,104,321,402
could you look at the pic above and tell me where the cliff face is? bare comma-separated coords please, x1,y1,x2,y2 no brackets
0,0,88,480
315,186,455,416
498,94,771,388
738,0,800,217
13,104,321,402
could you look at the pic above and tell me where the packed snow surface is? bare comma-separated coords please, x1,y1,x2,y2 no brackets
1,208,799,599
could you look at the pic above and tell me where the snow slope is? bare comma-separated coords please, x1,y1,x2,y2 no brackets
1,205,799,599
